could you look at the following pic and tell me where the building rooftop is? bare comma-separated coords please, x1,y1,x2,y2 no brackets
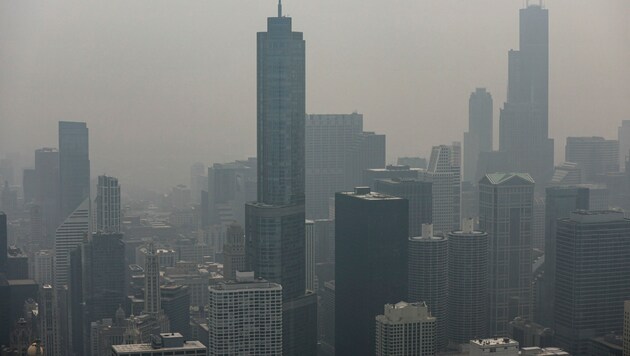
111,341,206,352
470,337,519,348
568,210,625,223
484,173,535,185
339,187,402,201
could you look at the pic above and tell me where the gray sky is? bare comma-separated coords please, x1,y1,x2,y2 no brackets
1,0,628,190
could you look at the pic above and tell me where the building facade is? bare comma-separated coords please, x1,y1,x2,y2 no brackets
407,224,448,350
335,188,408,356
447,219,489,345
565,136,619,182
421,144,461,234
479,173,534,335
58,121,90,221
207,272,282,356
374,178,432,237
54,197,90,288
96,175,121,233
375,301,436,356
554,211,630,355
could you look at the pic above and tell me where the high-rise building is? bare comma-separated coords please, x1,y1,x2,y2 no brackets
222,223,245,281
538,186,589,327
305,113,363,219
0,212,6,273
347,132,386,190
190,162,206,205
207,158,257,227
39,284,60,356
447,219,489,345
161,285,191,339
33,250,54,286
464,88,493,183
34,148,60,246
554,211,630,355
246,3,316,354
550,162,582,186
624,300,630,356
54,197,90,288
565,136,619,182
144,243,161,319
499,4,554,186
421,144,461,234
58,121,90,221
407,224,448,350
96,175,121,233
479,173,534,335
22,168,36,205
335,188,408,356
375,301,437,356
618,120,630,171
374,178,432,237
112,333,206,356
207,272,282,356
83,232,126,324
397,157,427,169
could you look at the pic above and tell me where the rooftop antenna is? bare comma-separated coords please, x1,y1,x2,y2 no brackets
278,0,282,17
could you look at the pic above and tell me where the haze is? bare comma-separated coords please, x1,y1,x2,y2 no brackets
0,0,628,191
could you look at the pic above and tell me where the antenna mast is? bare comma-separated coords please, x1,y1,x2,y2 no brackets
278,0,282,17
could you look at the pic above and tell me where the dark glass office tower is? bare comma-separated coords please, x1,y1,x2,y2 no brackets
538,186,589,327
34,147,60,246
335,188,408,356
499,5,553,186
83,232,126,323
59,121,90,220
554,211,630,355
245,2,316,355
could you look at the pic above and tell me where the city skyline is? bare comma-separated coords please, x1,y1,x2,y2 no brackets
0,1,627,190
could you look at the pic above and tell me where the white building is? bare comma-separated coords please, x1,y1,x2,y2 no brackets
32,249,54,285
207,271,283,355
375,301,436,356
421,144,461,234
54,197,90,288
469,338,519,356
96,175,121,233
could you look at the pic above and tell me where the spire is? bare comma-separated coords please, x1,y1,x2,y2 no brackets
278,0,282,17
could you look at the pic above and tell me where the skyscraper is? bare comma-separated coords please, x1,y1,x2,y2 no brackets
407,224,448,350
447,219,489,345
54,197,90,288
245,3,316,354
222,223,245,281
375,301,437,356
40,284,60,356
305,220,315,292
499,4,553,185
82,232,126,324
335,188,408,356
624,300,630,356
618,120,630,171
421,144,461,234
96,175,121,233
0,212,6,273
554,211,630,355
464,88,493,183
161,285,191,339
207,272,282,356
34,147,60,246
58,122,90,220
144,243,161,319
479,173,534,335
539,186,589,327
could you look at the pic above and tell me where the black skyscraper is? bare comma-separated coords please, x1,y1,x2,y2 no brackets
335,188,408,356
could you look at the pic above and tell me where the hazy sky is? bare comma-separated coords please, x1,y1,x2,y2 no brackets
1,0,628,191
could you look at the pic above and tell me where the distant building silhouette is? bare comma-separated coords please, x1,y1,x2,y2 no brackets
499,5,554,186
96,175,121,233
464,88,493,183
58,121,90,220
565,136,619,182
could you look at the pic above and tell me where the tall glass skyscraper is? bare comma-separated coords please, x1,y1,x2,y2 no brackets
59,121,90,220
245,3,316,354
